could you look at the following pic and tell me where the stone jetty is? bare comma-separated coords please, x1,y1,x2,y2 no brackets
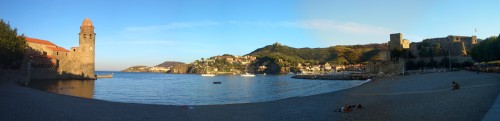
291,73,372,80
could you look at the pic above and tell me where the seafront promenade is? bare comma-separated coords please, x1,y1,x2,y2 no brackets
1,71,499,121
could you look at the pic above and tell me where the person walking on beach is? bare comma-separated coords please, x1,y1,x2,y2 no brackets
452,81,460,90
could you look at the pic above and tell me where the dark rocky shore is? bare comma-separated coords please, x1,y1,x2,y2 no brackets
291,73,372,80
1,71,499,121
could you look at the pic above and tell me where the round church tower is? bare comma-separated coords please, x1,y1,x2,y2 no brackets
78,18,95,79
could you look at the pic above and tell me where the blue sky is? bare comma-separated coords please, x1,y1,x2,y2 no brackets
1,0,499,71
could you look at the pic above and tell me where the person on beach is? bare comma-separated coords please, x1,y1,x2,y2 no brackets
338,106,344,112
336,104,363,112
342,104,351,112
357,104,363,110
452,81,460,90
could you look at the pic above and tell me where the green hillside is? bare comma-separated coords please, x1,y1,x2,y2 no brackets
248,43,388,65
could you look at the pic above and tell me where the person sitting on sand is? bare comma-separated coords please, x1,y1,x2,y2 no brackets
357,104,363,110
336,106,342,112
342,104,351,112
337,105,346,112
452,81,460,90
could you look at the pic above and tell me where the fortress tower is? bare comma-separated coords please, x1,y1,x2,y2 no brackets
78,18,95,79
388,33,409,50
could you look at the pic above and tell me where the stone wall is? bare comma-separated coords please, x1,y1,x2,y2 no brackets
366,60,405,74
416,35,477,57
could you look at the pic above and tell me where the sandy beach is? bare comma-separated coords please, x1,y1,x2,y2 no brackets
1,71,499,121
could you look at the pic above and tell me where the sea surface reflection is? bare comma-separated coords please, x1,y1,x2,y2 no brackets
29,79,95,98
29,72,368,105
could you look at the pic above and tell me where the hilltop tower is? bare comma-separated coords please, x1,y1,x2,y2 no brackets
78,18,95,79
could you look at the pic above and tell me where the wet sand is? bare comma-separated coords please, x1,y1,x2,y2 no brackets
1,71,499,121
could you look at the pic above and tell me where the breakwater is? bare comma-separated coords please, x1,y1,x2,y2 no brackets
291,73,372,80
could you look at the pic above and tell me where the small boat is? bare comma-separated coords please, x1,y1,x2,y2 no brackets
241,73,255,77
201,74,216,77
213,82,222,84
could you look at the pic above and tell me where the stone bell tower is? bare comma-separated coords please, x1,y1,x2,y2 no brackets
78,18,95,79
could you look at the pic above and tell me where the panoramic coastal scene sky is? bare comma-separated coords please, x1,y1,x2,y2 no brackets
1,0,499,71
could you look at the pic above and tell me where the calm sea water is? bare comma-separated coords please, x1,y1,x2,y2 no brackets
29,71,368,105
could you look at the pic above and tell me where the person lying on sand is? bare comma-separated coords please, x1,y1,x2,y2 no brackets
356,104,363,110
452,81,460,90
335,104,350,112
336,104,363,112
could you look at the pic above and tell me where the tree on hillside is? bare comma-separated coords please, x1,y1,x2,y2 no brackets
432,43,442,56
471,36,500,62
222,54,234,57
0,19,27,69
405,60,416,70
416,60,426,69
418,41,431,57
390,48,404,62
344,50,361,64
462,60,473,67
427,59,438,67
440,57,450,68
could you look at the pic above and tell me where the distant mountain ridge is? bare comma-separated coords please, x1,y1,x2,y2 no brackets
121,61,185,73
121,43,388,74
121,65,149,72
247,42,388,65
155,61,185,68
245,42,388,74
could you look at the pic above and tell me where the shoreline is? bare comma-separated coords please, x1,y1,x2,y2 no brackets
1,71,499,121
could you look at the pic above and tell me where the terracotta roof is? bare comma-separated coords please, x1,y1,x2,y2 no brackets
25,37,70,52
47,46,70,52
25,37,56,46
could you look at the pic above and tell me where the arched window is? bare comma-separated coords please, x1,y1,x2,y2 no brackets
83,34,86,39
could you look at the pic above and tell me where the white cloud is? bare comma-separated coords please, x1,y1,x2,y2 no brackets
226,21,296,28
226,19,393,35
125,22,220,31
99,40,176,46
124,19,393,35
297,19,393,35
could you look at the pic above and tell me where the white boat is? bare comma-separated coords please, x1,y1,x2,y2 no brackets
240,73,255,77
201,74,215,77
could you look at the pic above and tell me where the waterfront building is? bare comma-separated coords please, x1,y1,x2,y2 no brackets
25,18,96,79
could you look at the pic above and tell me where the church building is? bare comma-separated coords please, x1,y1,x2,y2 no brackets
26,18,96,79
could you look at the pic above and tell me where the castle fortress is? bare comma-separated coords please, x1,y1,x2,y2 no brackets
367,33,477,74
388,33,477,58
25,18,95,80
